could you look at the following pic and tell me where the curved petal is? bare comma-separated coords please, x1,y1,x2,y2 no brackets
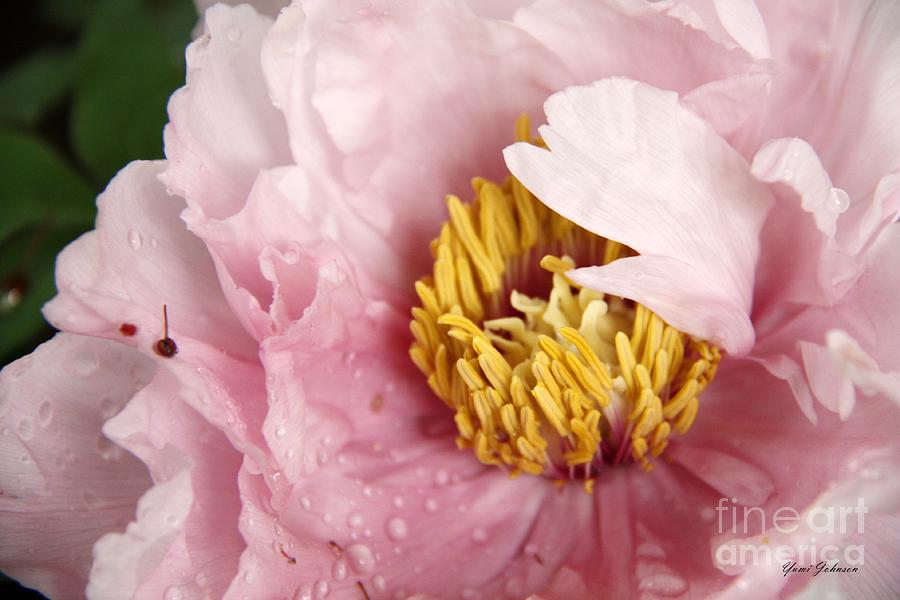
93,367,246,599
504,78,771,354
163,4,291,223
755,0,900,203
515,0,766,92
0,335,153,600
262,0,569,279
43,161,257,363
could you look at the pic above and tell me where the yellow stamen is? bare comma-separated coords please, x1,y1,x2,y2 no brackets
408,115,721,486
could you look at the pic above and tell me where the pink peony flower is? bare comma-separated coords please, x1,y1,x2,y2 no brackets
2,1,899,599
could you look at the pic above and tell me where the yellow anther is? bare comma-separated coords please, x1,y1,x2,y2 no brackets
674,397,700,435
533,385,569,437
411,118,719,487
446,195,502,293
633,363,653,392
454,408,475,440
415,281,441,318
641,313,664,368
651,349,670,394
559,327,613,388
662,379,700,419
615,331,638,393
539,254,576,277
437,313,488,343
531,360,561,401
456,358,486,391
500,404,520,438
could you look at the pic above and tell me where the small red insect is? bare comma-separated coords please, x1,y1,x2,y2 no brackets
119,323,137,336
153,305,178,358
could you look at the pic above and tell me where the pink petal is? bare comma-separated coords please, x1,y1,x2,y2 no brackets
163,4,291,222
515,0,764,93
504,78,771,354
98,370,246,599
756,0,900,203
44,161,257,363
194,0,286,19
261,0,569,279
0,335,153,600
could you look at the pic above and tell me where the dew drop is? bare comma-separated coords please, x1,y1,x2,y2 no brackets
346,544,377,574
299,496,311,510
637,572,688,597
73,354,99,377
37,402,53,427
343,352,356,366
163,585,184,600
424,498,438,512
434,469,449,486
128,230,143,250
332,558,347,581
828,187,850,214
17,419,33,441
362,486,374,498
313,580,329,598
348,513,363,528
373,575,387,592
96,434,123,461
275,425,287,439
392,496,404,508
322,513,332,524
386,517,408,540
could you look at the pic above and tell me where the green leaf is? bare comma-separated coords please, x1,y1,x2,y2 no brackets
0,49,76,126
0,224,83,366
0,129,94,243
70,0,195,184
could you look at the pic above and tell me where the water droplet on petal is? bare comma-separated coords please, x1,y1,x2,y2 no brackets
37,402,53,427
275,425,287,439
73,354,99,378
332,558,347,581
128,230,143,250
348,513,363,528
163,586,184,600
424,498,438,512
434,469,449,486
299,496,311,510
386,517,408,540
392,496,404,508
373,575,387,592
346,544,377,574
637,572,688,597
828,187,850,214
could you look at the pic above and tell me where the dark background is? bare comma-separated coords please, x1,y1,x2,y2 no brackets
0,0,196,597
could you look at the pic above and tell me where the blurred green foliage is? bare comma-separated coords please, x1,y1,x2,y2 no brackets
0,0,195,370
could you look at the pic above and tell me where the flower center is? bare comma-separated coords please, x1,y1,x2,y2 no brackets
409,117,720,491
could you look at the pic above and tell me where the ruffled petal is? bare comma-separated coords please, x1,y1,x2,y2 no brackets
163,4,291,222
0,335,153,600
262,0,569,279
755,0,900,203
44,161,257,362
94,367,246,599
515,0,765,92
504,78,771,354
